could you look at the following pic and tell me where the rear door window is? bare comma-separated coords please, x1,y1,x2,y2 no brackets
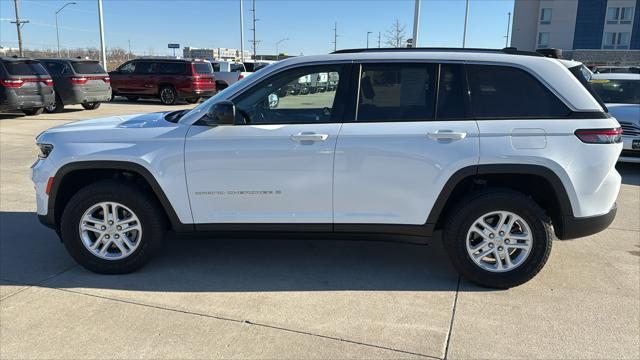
43,62,65,76
3,61,49,76
466,64,570,118
357,63,437,122
119,62,136,74
72,61,106,74
158,62,189,75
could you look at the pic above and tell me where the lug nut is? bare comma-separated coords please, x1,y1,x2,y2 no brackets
505,239,510,244
105,235,110,239
489,233,495,239
114,234,120,239
108,220,114,225
101,226,106,230
116,225,122,230
499,231,505,236
488,243,494,248
498,246,503,251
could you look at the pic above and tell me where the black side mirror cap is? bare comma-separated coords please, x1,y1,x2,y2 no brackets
204,100,235,126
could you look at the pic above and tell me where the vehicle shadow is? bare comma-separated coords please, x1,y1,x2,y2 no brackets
0,211,467,293
110,98,197,106
617,162,640,186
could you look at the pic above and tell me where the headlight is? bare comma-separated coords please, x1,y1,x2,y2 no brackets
37,143,54,159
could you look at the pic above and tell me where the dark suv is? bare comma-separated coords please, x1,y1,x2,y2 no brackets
0,57,54,115
38,58,111,113
109,58,215,105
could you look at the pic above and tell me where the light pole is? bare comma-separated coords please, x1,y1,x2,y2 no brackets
366,31,372,48
411,0,420,47
55,2,76,57
239,0,244,61
275,38,288,60
97,0,107,70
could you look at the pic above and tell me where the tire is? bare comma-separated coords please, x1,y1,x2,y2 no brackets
126,96,139,101
185,97,199,104
442,189,553,289
159,86,177,105
44,95,64,113
22,108,43,116
81,102,101,110
60,180,166,274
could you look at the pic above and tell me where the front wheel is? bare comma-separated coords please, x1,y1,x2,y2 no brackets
442,189,553,288
60,180,166,274
185,97,199,104
81,102,101,110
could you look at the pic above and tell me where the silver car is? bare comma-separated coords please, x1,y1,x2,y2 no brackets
591,73,640,163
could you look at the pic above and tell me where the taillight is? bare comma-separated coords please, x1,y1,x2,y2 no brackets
43,79,53,86
238,74,244,80
71,77,88,85
1,79,25,88
103,76,110,84
575,128,622,144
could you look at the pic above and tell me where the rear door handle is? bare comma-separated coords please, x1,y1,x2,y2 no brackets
427,130,467,140
290,132,329,142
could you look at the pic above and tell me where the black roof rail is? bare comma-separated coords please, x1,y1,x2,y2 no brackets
331,47,543,57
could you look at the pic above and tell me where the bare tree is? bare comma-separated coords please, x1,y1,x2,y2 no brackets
3,47,133,69
385,19,407,48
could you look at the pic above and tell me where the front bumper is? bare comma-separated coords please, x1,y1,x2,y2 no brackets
557,203,617,240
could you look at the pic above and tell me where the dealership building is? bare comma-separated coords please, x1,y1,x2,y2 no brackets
511,0,640,64
182,47,250,61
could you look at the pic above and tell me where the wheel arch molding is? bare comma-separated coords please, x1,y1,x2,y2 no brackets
45,160,193,232
425,164,574,237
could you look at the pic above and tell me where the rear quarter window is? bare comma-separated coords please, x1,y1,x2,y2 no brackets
466,64,570,119
158,62,190,75
193,63,212,74
3,61,49,76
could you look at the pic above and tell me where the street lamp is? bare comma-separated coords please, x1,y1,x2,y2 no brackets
275,37,289,60
366,31,372,48
55,2,76,57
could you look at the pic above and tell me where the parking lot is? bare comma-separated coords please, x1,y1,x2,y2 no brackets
0,101,639,359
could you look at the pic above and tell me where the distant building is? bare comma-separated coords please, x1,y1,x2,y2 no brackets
511,0,640,64
182,47,250,61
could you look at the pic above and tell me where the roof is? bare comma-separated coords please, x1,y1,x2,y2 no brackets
0,56,39,62
35,58,99,62
591,73,640,80
133,57,210,63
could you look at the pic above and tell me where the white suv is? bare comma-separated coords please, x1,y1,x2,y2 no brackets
32,49,622,288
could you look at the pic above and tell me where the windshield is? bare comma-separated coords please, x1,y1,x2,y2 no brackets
72,61,106,74
3,61,49,76
590,79,640,104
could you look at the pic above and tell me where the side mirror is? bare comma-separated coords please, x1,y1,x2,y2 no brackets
268,93,279,109
204,100,235,126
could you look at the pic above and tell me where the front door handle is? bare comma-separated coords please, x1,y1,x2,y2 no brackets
290,132,329,142
427,130,467,140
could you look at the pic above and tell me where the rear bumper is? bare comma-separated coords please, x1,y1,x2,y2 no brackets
66,89,112,105
181,89,215,98
557,203,617,240
0,91,55,111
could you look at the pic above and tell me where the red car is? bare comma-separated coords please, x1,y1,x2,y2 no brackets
109,58,215,105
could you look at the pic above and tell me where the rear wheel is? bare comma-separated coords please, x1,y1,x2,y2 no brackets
159,86,177,105
185,97,199,104
60,180,165,274
442,189,553,288
126,96,139,102
44,95,64,113
82,102,101,110
22,108,44,116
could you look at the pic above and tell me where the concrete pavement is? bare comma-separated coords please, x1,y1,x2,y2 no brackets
1,102,639,359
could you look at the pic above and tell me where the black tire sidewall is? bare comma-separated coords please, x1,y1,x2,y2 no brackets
443,191,552,288
82,102,101,110
60,181,164,274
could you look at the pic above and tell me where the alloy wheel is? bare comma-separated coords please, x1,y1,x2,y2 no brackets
79,201,142,260
465,210,533,272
